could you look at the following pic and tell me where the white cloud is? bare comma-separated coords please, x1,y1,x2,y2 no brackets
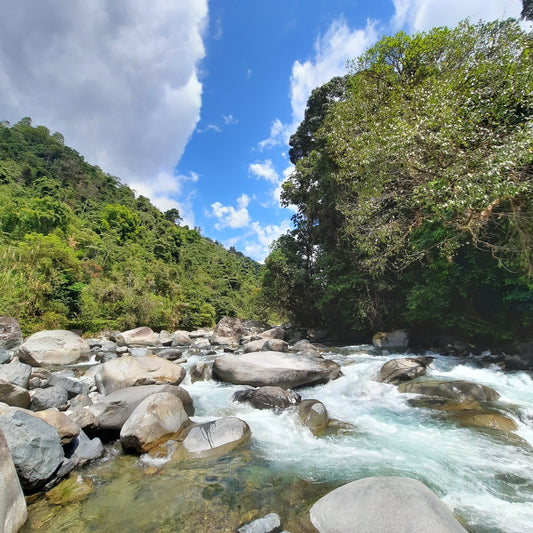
223,114,238,125
0,0,207,204
392,0,522,31
210,194,251,229
258,119,288,150
249,159,280,184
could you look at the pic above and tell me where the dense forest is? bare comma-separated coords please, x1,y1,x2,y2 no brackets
262,19,533,344
0,118,266,334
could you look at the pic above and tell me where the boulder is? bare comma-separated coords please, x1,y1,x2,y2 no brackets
309,477,467,533
213,351,341,389
398,379,499,402
0,379,31,408
308,328,327,342
289,339,320,356
33,408,80,444
158,330,173,346
116,327,160,347
259,327,285,340
94,355,186,394
120,392,189,453
263,339,289,352
0,410,65,492
171,330,192,347
211,317,268,346
48,370,89,399
30,385,69,411
234,386,301,410
18,330,90,367
0,317,23,350
237,513,283,533
0,347,12,364
454,411,518,433
372,329,409,349
299,399,329,434
182,416,251,458
28,367,51,389
89,384,194,433
243,339,268,353
190,362,212,383
157,348,186,361
377,357,433,385
0,428,27,533
64,430,104,467
0,359,32,389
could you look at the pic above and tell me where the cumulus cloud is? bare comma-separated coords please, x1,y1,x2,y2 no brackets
392,0,522,31
210,194,251,230
249,159,280,184
0,0,208,196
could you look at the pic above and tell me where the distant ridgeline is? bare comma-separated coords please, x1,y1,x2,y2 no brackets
262,19,533,344
0,118,265,335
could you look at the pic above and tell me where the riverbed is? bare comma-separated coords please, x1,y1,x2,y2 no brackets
22,346,533,532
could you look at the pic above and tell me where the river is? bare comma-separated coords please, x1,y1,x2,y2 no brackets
22,345,533,532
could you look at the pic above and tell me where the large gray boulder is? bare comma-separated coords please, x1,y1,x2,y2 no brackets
120,392,189,453
0,428,27,533
33,408,80,445
64,430,104,467
94,355,186,394
377,357,433,385
0,410,65,492
182,416,251,458
211,317,267,346
116,326,160,347
234,386,301,410
30,385,69,411
213,351,341,389
0,317,23,350
398,380,499,402
310,477,467,533
18,330,90,367
89,384,194,433
171,330,192,347
372,330,409,349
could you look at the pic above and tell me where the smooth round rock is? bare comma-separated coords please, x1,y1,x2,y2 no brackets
398,380,499,402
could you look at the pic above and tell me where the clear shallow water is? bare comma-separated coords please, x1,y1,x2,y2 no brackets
23,346,533,533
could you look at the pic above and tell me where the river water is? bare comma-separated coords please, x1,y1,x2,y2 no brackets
22,346,533,532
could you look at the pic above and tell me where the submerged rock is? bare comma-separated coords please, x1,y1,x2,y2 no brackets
237,513,283,533
182,416,251,458
213,351,341,389
18,330,90,367
94,355,185,394
233,386,301,410
298,399,329,435
120,392,189,453
0,428,27,533
377,357,433,385
309,476,467,533
45,475,94,506
398,379,499,402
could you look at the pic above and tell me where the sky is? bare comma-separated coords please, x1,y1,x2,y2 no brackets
0,0,523,261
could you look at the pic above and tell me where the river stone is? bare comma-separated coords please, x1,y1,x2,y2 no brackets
116,326,160,347
234,386,301,410
18,330,90,367
120,392,190,453
30,385,69,411
299,399,329,434
190,362,212,383
398,379,499,402
171,330,192,347
454,411,518,433
0,347,12,364
309,476,467,533
0,428,27,533
94,355,186,394
259,327,285,340
243,339,268,353
89,384,194,433
263,339,289,352
0,359,32,389
182,416,251,458
64,430,104,467
0,317,23,350
372,329,409,349
213,351,341,389
158,330,173,346
377,357,433,385
211,317,267,346
48,371,89,399
0,410,65,492
289,339,320,356
33,408,80,444
0,379,31,408
237,513,283,533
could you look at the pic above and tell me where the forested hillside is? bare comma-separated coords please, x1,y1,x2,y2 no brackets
0,119,265,334
263,19,533,343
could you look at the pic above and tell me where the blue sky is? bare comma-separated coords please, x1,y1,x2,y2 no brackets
0,0,523,261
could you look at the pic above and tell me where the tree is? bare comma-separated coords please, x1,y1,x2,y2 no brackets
523,0,533,21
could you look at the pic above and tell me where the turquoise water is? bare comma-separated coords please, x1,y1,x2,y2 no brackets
23,346,533,532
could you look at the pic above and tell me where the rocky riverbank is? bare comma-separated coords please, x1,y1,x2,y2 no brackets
1,316,530,532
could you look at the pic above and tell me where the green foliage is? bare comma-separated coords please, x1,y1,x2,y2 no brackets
0,120,266,334
264,19,533,342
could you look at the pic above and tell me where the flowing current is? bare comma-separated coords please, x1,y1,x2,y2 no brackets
23,346,533,533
